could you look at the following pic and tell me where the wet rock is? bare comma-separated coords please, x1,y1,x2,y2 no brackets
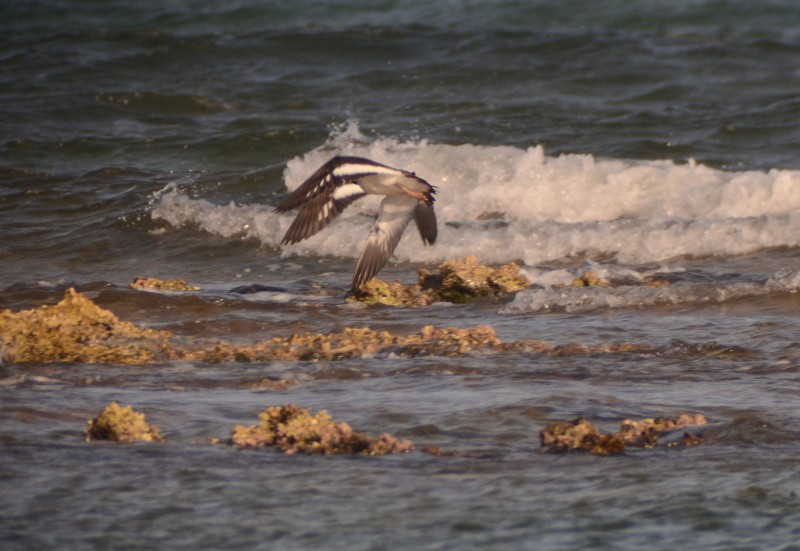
566,270,669,289
0,289,658,365
249,378,301,391
350,279,437,307
230,404,413,455
85,401,163,442
130,277,199,291
0,287,174,364
571,271,613,288
420,445,473,458
425,256,530,303
541,414,708,455
351,256,530,306
619,414,708,447
540,418,626,455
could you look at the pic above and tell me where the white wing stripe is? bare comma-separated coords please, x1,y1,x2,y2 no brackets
332,182,367,200
332,163,403,178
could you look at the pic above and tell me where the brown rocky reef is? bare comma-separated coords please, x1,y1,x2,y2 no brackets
0,288,174,364
230,404,413,455
0,288,653,365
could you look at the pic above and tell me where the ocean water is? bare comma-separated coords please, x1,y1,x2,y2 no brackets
3,1,800,550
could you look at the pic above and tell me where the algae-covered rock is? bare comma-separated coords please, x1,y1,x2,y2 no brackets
130,277,199,291
0,289,659,365
350,279,437,307
199,325,505,363
0,288,174,364
351,256,530,306
250,378,301,391
230,404,413,456
541,414,708,455
619,414,708,447
540,418,626,455
85,401,163,442
568,270,670,289
420,445,473,458
434,256,530,302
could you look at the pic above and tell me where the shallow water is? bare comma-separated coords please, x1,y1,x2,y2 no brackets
3,1,800,550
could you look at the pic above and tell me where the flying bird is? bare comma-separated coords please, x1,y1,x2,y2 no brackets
275,156,437,291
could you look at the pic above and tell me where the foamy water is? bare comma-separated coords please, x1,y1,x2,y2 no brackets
505,265,800,314
152,122,800,267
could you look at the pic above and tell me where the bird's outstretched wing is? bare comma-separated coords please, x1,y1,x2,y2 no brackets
275,156,408,245
352,194,420,290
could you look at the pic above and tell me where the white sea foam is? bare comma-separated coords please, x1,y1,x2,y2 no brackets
501,267,800,314
152,121,800,266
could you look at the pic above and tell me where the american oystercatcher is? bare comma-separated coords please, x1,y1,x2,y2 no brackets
275,156,437,291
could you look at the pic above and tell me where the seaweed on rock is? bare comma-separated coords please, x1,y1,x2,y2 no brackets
0,289,657,365
0,288,174,364
540,414,708,455
230,404,413,455
85,401,163,443
351,256,530,306
130,277,199,291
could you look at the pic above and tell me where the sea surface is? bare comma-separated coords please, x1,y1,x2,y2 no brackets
3,1,800,549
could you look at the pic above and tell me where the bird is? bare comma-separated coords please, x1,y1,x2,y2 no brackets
275,156,437,292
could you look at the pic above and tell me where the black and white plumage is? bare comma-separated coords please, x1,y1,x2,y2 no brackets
275,156,437,291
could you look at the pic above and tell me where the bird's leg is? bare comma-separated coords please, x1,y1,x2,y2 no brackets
395,183,428,202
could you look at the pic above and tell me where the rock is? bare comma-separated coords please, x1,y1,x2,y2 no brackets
351,256,530,306
619,414,708,447
0,288,174,364
230,404,413,455
571,271,612,288
541,414,708,455
0,289,657,365
85,401,163,442
540,418,626,455
350,279,437,307
130,277,199,291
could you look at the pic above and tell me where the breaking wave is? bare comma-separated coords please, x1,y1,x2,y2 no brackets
151,121,800,266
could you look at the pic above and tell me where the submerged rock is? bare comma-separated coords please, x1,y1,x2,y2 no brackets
420,445,475,458
85,401,163,442
571,271,613,288
230,404,413,455
568,270,670,289
541,414,708,455
130,277,199,291
352,256,530,306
